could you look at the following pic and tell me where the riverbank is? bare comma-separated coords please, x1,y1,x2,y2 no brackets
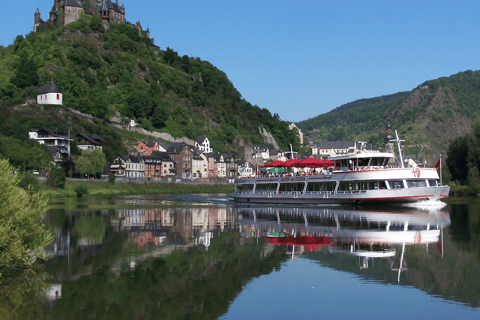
41,180,235,199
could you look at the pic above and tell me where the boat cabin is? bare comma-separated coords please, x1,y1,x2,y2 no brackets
329,152,394,170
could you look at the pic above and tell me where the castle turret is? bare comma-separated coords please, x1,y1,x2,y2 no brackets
34,8,41,32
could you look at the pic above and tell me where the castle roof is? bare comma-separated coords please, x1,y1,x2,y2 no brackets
62,0,83,8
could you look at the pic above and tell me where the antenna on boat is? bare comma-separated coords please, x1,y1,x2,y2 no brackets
390,130,405,168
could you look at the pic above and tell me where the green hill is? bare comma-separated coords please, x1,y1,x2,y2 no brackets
0,15,300,158
297,70,480,163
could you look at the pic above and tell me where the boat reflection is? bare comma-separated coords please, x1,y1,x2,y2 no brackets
235,205,450,283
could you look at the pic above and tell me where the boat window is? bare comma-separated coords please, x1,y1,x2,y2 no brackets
387,180,405,189
356,158,369,167
370,157,387,166
256,183,277,191
368,181,387,190
406,180,427,188
335,160,342,167
428,179,438,187
339,181,362,191
279,183,305,192
306,182,336,192
237,184,254,191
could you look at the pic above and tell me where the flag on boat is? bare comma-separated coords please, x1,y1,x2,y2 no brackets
433,159,441,169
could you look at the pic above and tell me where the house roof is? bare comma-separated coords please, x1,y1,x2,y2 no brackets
166,142,187,154
77,133,105,145
147,151,172,161
36,128,67,137
38,80,62,94
195,136,207,144
142,140,157,147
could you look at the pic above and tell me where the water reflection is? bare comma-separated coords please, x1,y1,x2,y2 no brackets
235,205,450,283
3,197,475,318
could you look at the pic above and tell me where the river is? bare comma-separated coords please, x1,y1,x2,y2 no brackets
1,195,479,319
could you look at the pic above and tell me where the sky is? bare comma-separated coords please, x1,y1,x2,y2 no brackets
2,1,480,122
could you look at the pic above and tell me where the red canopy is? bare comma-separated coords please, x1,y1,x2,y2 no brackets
262,160,285,168
283,159,302,168
299,158,334,168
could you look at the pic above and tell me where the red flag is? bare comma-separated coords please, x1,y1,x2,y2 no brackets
401,145,405,152
433,159,441,169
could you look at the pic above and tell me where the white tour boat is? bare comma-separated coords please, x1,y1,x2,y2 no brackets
233,143,450,205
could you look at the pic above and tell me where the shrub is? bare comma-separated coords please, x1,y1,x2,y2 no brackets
74,184,88,197
18,172,40,192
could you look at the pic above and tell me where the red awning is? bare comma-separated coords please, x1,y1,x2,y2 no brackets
283,159,302,167
262,160,286,168
299,158,334,168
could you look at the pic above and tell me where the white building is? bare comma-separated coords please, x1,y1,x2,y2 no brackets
37,79,62,105
29,128,72,165
195,136,213,153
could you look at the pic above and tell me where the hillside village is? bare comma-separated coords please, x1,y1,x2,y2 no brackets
31,79,321,182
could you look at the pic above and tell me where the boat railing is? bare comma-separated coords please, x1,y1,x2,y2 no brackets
336,190,367,195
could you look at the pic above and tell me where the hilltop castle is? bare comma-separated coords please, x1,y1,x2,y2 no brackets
34,0,126,31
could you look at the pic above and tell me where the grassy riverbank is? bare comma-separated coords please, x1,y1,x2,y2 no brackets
40,180,235,199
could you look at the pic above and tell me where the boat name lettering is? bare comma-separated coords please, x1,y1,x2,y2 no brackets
280,176,305,182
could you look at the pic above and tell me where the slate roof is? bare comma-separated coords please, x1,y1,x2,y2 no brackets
62,0,83,8
36,128,67,137
77,133,105,145
166,142,188,154
196,136,207,144
38,80,62,94
147,151,172,161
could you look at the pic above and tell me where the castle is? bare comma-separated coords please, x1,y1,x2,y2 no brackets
34,0,127,32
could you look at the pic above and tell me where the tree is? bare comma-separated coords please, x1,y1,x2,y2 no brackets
0,159,52,269
75,149,106,178
47,166,66,189
10,55,38,89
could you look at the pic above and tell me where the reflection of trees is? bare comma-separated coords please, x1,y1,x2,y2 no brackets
45,233,287,319
0,266,49,319
75,214,106,245
304,225,480,308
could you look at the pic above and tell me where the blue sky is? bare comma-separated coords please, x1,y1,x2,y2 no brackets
2,1,480,122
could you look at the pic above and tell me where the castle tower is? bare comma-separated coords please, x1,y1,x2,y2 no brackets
34,8,41,32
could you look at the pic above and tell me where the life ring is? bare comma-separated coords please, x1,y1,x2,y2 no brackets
411,167,421,178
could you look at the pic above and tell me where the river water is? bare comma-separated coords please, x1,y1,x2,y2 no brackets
2,195,480,319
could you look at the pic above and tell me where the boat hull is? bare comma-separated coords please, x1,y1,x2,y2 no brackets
232,185,450,205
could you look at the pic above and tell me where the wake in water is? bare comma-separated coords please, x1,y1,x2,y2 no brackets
404,200,447,212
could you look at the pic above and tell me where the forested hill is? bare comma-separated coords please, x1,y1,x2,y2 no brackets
0,13,300,154
297,70,480,160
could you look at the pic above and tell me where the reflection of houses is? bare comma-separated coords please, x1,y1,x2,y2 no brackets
29,128,72,166
76,133,104,151
166,142,191,178
195,136,213,153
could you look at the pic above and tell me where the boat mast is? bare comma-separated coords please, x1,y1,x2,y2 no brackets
390,130,405,168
